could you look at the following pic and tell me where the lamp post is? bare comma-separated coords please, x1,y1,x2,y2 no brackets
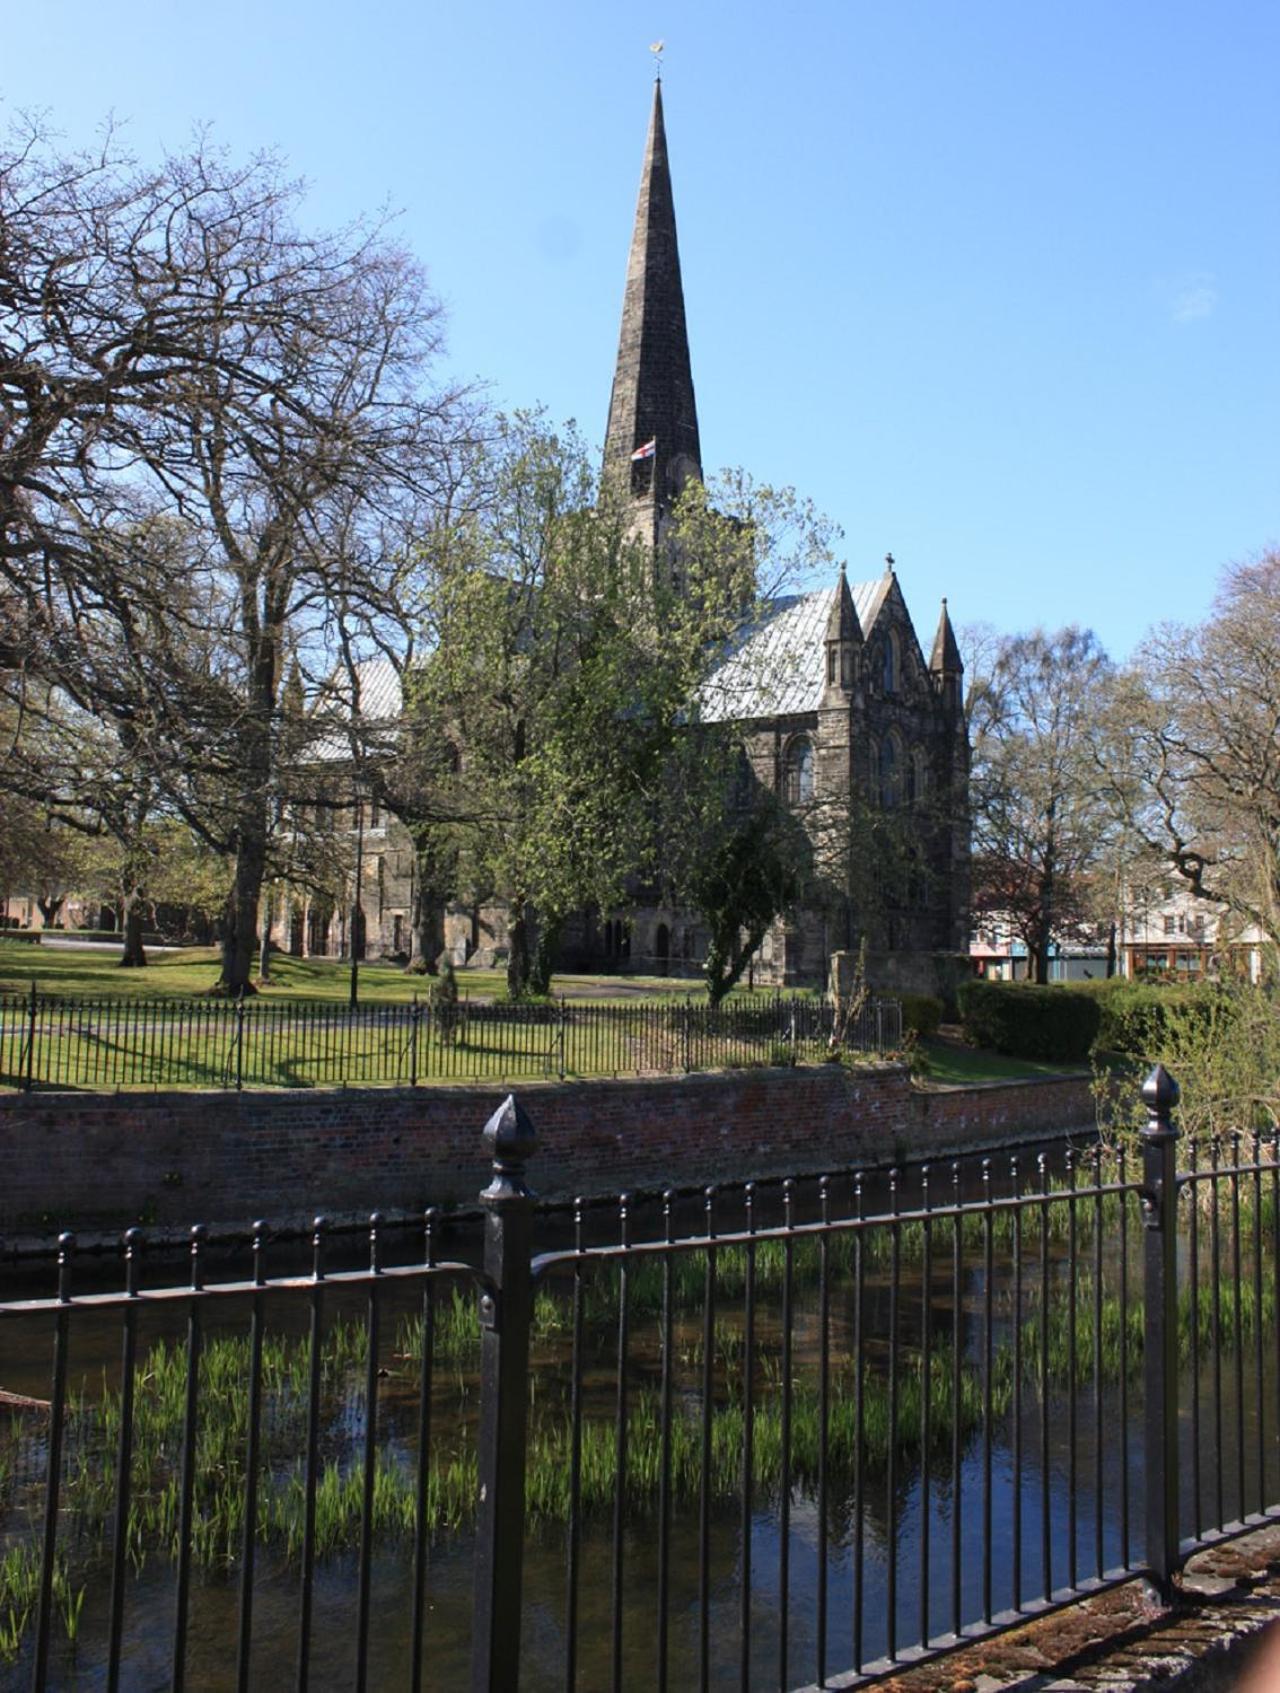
349,785,365,1010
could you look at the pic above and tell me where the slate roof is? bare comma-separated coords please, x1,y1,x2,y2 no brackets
699,576,887,724
309,656,405,762
311,570,895,755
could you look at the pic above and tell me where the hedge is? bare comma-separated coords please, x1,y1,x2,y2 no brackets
1073,978,1234,1060
898,993,944,1039
956,980,1100,1063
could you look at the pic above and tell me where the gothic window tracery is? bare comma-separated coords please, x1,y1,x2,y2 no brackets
784,736,814,806
882,629,900,695
879,733,903,808
907,746,927,804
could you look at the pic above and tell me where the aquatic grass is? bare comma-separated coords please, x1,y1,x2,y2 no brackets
2,1199,1277,1669
0,1545,83,1664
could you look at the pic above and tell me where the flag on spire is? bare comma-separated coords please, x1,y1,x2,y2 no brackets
630,438,656,461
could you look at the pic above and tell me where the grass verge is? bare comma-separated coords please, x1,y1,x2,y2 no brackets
918,1038,1086,1085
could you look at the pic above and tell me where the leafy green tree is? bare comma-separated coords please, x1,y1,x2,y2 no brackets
685,790,808,1005
378,417,839,998
402,416,722,996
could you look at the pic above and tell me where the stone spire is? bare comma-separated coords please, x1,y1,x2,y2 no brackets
821,566,863,699
603,80,702,549
929,598,963,676
930,597,964,714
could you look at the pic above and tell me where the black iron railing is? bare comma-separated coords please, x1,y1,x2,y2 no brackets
0,987,901,1092
2,1069,1277,1690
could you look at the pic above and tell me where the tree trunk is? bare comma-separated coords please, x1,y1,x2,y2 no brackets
406,854,444,975
217,824,266,995
215,639,274,995
529,918,561,996
36,896,64,928
506,901,535,999
705,922,767,1007
1032,920,1052,985
258,889,273,983
1105,921,1117,978
119,887,147,968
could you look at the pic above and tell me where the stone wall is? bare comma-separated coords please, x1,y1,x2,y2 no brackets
0,1067,1095,1240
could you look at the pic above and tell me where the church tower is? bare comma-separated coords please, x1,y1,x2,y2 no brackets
603,80,702,554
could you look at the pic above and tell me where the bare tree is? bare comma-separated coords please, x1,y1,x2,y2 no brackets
1,122,468,992
1105,551,1280,957
967,626,1115,984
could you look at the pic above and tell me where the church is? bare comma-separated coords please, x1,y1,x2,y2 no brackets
287,82,971,997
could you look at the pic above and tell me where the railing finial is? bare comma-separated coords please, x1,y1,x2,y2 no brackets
480,1094,538,1202
1141,1063,1181,1131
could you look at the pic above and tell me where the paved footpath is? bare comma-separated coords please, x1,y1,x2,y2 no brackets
874,1525,1280,1692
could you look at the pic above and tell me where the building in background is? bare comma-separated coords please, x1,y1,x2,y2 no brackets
272,83,971,993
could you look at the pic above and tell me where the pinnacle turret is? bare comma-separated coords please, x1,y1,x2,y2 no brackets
822,568,863,698
929,598,963,676
603,81,702,548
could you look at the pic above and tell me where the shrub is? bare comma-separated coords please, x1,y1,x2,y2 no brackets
431,960,461,1040
1082,980,1280,1139
956,980,1100,1063
897,993,943,1039
1072,978,1225,1060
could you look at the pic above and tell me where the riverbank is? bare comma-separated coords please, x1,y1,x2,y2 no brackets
878,1523,1280,1691
0,1062,1094,1247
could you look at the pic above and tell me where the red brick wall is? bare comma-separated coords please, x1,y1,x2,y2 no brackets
0,1067,1095,1239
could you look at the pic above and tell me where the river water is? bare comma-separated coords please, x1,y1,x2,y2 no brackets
1,1141,1273,1691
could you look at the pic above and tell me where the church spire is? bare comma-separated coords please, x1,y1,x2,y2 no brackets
603,79,702,547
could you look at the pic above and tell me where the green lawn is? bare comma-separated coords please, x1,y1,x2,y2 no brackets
1,943,420,1003
918,1037,1087,1085
0,938,799,1006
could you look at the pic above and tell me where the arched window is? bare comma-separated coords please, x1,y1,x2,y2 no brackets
784,736,814,806
882,630,900,695
907,746,927,805
879,734,901,808
655,922,670,972
733,747,754,807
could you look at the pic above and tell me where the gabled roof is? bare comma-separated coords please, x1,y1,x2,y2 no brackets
308,655,405,763
699,577,886,723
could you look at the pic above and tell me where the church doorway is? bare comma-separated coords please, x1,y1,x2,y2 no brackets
655,923,670,974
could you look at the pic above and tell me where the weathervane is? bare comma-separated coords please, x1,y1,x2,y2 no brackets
650,39,665,78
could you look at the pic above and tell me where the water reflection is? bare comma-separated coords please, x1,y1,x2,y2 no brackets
6,1143,1278,1691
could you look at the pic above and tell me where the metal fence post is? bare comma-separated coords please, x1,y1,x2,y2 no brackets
1141,1062,1181,1599
472,1095,537,1692
235,993,245,1092
25,979,37,1091
409,994,421,1087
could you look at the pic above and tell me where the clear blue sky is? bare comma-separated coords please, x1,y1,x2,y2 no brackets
10,2,1278,659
